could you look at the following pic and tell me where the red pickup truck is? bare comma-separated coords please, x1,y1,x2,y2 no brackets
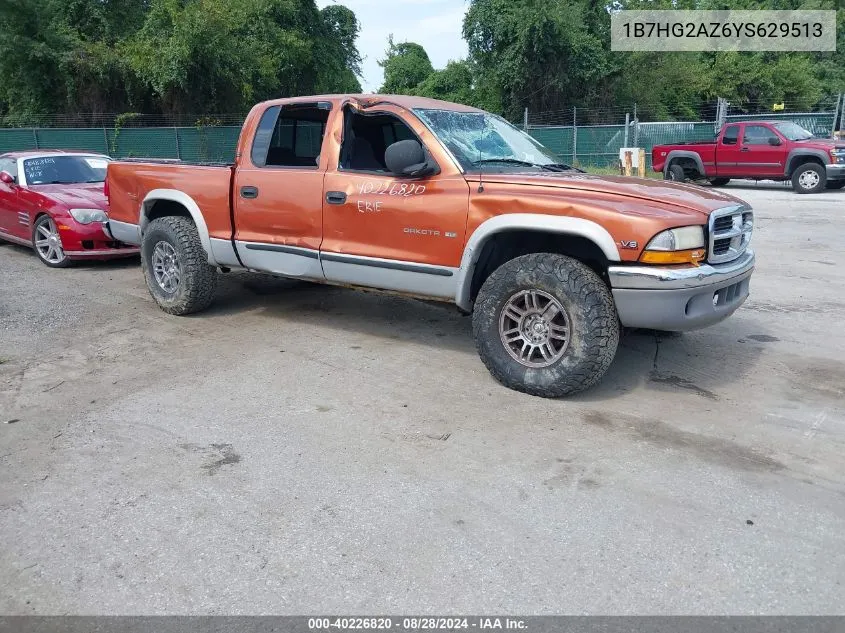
105,94,755,397
653,120,845,194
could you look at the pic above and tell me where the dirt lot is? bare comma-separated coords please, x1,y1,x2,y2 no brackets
1,182,844,614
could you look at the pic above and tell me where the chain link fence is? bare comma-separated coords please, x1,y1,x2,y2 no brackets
1,97,842,168
525,96,843,170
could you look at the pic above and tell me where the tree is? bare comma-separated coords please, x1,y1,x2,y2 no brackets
0,0,363,120
463,0,613,120
379,37,435,93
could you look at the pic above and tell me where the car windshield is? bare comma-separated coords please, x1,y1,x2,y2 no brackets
414,108,569,171
772,122,814,141
23,155,109,185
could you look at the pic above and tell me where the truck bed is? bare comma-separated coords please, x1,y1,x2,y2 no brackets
107,160,235,242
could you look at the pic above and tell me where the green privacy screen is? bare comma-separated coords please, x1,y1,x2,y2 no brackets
0,112,835,168
528,112,836,168
0,127,242,163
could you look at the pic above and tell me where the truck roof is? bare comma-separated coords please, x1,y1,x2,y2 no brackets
262,94,484,113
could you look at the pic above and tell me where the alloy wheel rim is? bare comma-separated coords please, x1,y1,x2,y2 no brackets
799,170,819,189
499,289,571,368
151,241,181,293
34,217,65,264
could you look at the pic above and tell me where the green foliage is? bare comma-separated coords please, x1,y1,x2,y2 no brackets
379,37,435,93
0,0,362,119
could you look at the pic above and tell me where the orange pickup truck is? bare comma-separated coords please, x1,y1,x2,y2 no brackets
105,94,755,397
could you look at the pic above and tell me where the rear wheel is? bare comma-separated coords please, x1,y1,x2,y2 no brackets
665,164,685,182
472,253,619,398
708,178,730,187
791,162,826,194
141,216,217,315
825,180,845,190
32,215,70,268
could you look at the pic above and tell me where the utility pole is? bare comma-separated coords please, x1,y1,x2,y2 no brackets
572,107,577,165
523,107,529,131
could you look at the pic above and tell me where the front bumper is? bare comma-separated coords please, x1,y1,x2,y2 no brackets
826,164,845,180
57,220,139,259
608,249,755,331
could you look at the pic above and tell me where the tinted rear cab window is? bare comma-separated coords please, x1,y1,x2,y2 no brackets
722,126,739,146
251,104,331,168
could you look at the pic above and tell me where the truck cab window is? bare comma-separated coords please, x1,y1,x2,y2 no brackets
251,104,330,168
340,109,418,172
743,125,774,145
721,125,739,146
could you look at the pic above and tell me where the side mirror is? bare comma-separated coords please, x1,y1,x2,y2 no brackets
384,139,435,178
0,171,15,185
768,136,782,146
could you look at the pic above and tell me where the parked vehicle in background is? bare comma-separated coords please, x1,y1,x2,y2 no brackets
105,94,755,397
0,151,139,267
653,121,845,194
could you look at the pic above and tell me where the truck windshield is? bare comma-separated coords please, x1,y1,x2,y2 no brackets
772,122,814,141
23,155,109,185
414,108,570,171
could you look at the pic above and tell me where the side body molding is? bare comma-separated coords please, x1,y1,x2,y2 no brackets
139,189,217,266
454,214,621,311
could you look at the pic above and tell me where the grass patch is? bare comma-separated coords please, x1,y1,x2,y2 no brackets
583,165,662,179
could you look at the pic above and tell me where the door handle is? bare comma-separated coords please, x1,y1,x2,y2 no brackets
240,186,259,199
740,147,750,152
326,191,347,205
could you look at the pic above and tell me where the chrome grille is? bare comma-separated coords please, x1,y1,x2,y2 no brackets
708,205,753,264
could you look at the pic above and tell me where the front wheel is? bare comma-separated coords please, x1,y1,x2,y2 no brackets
472,253,620,397
141,216,217,315
32,215,70,268
791,163,826,194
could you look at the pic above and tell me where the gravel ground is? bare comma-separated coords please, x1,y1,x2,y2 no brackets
1,182,844,614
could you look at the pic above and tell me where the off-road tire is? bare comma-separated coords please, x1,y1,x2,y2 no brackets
709,178,730,187
665,164,685,182
825,180,845,190
472,253,619,398
141,216,217,315
791,162,826,194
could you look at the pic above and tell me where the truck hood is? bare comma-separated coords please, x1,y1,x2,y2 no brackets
792,138,845,151
28,182,108,210
467,172,747,217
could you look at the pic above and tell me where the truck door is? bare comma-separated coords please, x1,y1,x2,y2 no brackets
232,102,332,279
320,104,470,299
740,124,787,177
715,124,743,177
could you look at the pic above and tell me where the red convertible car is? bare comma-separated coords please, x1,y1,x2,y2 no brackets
0,150,138,267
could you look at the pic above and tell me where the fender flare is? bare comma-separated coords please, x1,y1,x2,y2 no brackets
454,214,621,311
138,189,216,266
785,149,829,177
664,150,705,177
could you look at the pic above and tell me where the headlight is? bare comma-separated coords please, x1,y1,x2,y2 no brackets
831,149,845,164
69,208,108,224
640,225,706,265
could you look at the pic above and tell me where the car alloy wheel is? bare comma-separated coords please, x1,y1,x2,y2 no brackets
34,216,67,265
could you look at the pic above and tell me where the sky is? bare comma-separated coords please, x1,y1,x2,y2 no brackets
316,0,470,93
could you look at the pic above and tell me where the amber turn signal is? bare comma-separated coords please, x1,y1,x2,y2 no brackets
639,248,706,265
